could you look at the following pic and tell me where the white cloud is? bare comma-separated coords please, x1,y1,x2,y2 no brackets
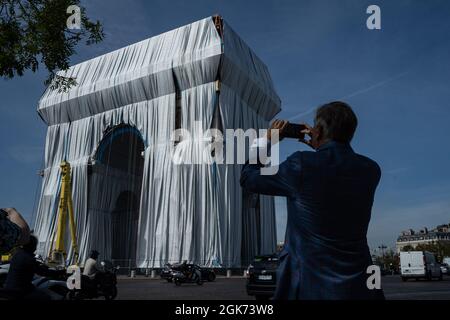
8,146,44,165
384,167,410,175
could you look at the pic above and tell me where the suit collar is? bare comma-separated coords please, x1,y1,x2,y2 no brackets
316,140,353,152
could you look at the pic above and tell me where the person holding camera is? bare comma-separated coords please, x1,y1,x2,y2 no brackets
240,101,384,300
4,235,65,300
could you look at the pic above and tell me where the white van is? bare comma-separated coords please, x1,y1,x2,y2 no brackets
443,257,450,266
400,251,442,281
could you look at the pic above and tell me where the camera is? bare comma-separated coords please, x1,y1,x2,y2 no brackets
282,123,307,139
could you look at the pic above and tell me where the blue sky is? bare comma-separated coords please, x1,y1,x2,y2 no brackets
1,0,449,252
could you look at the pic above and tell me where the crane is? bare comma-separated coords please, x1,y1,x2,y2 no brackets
48,161,79,267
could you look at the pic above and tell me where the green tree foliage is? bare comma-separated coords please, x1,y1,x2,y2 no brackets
400,245,415,252
374,248,399,271
415,242,450,262
0,0,103,91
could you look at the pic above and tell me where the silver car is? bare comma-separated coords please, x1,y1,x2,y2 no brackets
440,263,449,275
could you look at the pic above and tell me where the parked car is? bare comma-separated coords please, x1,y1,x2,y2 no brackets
400,251,442,281
440,263,449,275
0,263,9,288
161,262,216,283
246,254,279,300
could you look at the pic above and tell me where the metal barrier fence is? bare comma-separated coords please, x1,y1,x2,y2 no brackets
109,259,250,278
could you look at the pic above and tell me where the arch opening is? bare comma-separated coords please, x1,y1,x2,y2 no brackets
88,124,145,264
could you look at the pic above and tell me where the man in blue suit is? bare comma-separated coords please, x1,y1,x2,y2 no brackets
240,101,384,300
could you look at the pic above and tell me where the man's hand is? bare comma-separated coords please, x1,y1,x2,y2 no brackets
266,120,317,150
299,124,315,149
3,208,30,246
267,119,289,141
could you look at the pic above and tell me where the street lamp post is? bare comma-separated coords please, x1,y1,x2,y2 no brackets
378,245,387,270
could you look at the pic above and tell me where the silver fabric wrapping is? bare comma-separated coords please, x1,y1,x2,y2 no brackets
34,17,281,268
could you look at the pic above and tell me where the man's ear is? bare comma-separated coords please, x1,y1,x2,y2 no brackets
315,124,323,142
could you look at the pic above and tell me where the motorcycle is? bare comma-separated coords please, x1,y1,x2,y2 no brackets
161,263,174,282
172,263,203,286
67,260,118,300
162,262,216,283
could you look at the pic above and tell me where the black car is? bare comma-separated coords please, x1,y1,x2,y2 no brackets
246,254,279,300
161,263,216,282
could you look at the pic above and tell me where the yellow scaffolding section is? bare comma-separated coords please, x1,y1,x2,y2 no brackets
48,161,79,266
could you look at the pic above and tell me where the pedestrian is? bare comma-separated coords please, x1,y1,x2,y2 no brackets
241,101,384,299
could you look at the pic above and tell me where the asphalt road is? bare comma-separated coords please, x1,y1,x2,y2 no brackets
383,275,450,300
115,275,450,300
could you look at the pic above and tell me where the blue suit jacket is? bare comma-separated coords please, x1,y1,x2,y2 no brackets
240,140,384,300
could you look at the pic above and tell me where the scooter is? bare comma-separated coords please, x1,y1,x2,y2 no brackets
67,260,118,300
172,264,203,286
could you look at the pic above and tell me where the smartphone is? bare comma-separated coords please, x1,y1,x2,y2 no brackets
283,123,307,139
